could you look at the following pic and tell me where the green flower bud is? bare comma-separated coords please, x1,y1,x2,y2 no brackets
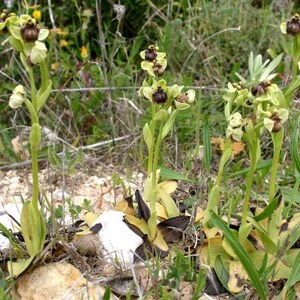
9,85,26,109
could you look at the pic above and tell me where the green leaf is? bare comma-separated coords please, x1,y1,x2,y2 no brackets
37,79,52,111
202,122,211,175
161,110,178,139
229,159,272,178
20,202,47,256
279,214,300,251
157,186,179,218
283,250,300,292
48,147,62,170
7,256,35,278
214,255,229,291
258,54,282,82
8,36,23,52
155,109,167,121
253,197,279,222
211,211,267,300
102,287,111,300
291,117,300,176
247,216,277,254
143,123,153,152
284,76,300,98
160,166,191,182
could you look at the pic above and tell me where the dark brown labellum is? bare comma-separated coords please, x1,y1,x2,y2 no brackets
152,87,167,104
272,122,282,132
287,15,300,36
21,22,40,43
251,81,271,97
145,48,157,62
251,84,265,97
153,63,164,77
177,93,189,103
270,113,282,132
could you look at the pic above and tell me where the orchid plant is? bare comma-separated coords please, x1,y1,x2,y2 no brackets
1,10,52,276
124,45,195,251
201,15,300,297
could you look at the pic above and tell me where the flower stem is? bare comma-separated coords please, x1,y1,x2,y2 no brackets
31,146,39,210
28,67,40,210
242,139,258,226
28,68,37,111
147,103,157,176
292,35,300,82
269,129,284,201
148,117,164,239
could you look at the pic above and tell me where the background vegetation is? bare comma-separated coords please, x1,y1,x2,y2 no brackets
0,0,295,172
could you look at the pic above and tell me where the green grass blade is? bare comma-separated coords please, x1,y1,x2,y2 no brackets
210,211,267,300
280,250,300,299
202,122,211,175
253,197,279,222
291,117,300,175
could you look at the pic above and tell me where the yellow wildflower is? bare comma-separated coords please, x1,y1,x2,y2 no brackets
33,10,41,21
80,46,88,59
59,39,68,47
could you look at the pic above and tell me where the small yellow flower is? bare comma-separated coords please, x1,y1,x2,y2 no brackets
59,39,68,47
80,46,88,59
33,10,41,21
51,63,59,71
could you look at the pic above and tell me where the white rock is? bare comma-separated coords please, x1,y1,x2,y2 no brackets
92,210,143,269
0,203,22,251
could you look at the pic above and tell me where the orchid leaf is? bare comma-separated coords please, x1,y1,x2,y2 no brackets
211,211,267,300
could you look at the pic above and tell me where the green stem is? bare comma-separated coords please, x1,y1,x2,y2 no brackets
27,67,40,210
31,145,39,210
242,139,258,226
269,130,284,201
25,99,39,124
147,103,157,176
28,68,37,111
150,118,164,214
292,35,300,82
